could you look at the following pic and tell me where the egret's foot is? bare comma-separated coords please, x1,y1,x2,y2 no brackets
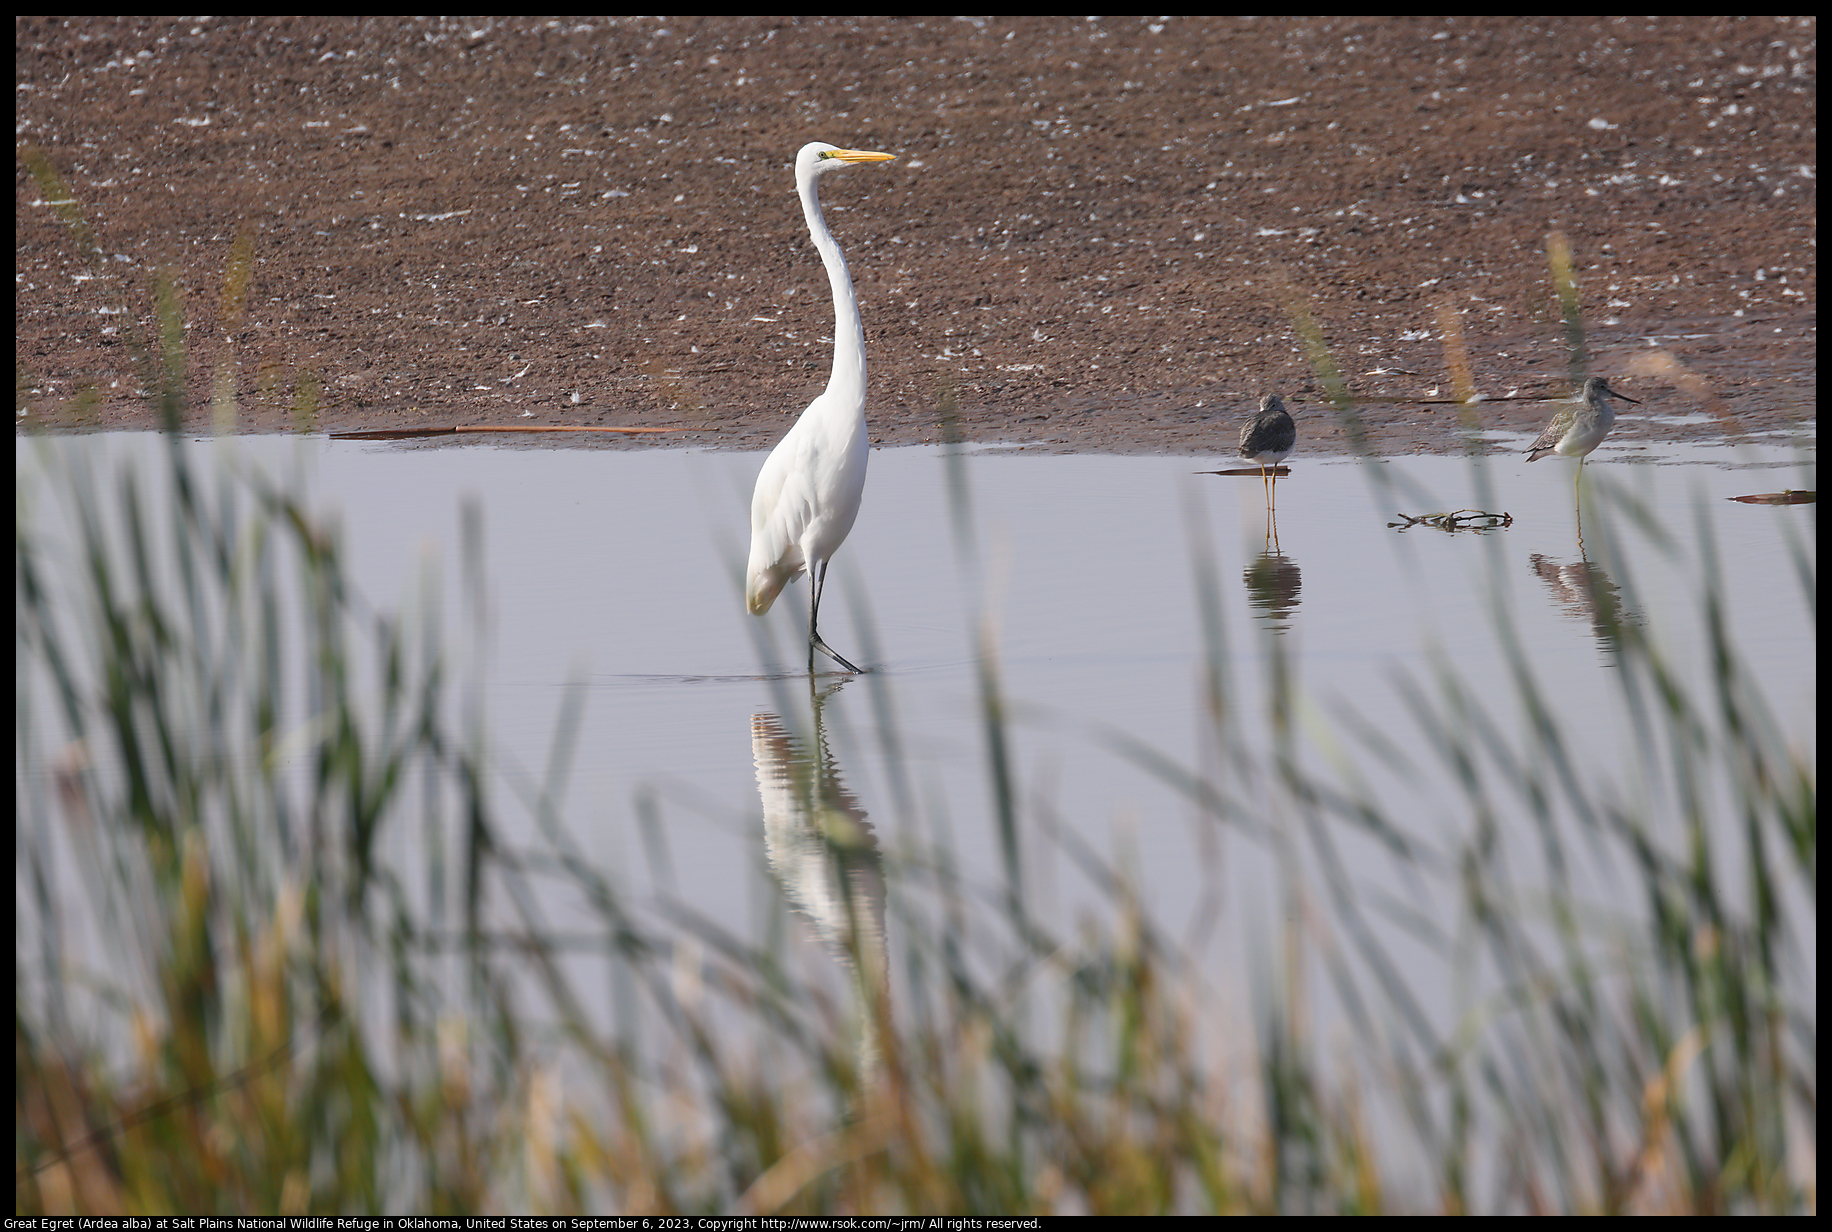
811,636,865,674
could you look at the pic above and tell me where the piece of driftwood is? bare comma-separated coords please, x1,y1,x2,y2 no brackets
330,424,690,441
1728,490,1815,505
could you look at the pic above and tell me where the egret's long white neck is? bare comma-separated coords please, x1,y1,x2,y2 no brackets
799,168,867,408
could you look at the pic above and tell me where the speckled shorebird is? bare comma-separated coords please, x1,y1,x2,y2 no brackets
1525,376,1639,469
1239,393,1297,508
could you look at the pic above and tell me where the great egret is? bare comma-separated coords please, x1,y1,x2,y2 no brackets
1525,376,1639,467
745,142,895,674
1239,393,1296,507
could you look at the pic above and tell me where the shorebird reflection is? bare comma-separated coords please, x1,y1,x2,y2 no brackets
1243,545,1302,634
1530,552,1640,658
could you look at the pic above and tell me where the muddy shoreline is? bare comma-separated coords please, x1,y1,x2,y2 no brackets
16,17,1816,455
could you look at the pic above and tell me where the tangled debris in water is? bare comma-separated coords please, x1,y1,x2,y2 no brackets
1388,509,1513,532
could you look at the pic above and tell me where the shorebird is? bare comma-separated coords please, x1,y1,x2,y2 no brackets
1239,393,1297,508
1525,376,1639,469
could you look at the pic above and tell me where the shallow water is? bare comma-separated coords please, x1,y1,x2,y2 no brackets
19,431,1815,972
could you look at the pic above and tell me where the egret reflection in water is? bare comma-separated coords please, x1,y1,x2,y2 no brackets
751,681,889,1098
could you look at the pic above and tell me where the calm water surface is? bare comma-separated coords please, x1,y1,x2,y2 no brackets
16,429,1817,1021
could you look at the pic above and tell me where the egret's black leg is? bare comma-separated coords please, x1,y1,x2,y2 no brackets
808,560,863,674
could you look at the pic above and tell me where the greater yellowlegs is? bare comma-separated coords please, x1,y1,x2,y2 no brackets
1239,393,1297,507
1525,376,1639,467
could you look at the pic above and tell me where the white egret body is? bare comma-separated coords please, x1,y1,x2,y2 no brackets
746,142,895,673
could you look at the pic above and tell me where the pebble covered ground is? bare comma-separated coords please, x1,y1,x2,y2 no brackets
15,16,1816,454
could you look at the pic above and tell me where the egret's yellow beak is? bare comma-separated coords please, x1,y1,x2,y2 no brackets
822,148,896,164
